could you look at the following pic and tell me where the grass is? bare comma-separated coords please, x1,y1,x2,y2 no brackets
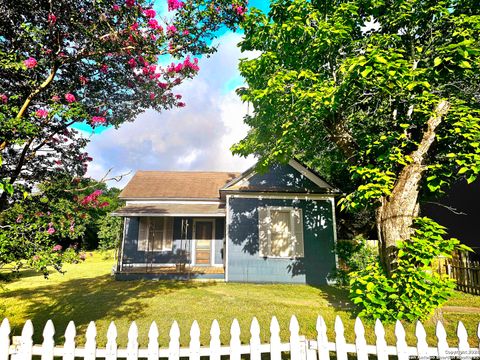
1,252,480,348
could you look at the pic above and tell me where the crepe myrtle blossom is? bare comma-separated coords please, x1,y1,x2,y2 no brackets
100,64,108,73
65,93,76,103
48,13,57,25
128,58,137,68
167,24,177,34
0,94,7,104
126,0,135,7
51,95,60,102
148,19,160,29
168,0,184,11
144,8,156,18
80,189,103,206
52,244,62,252
113,4,120,11
232,4,247,15
24,57,37,69
35,109,49,118
79,76,89,85
47,225,56,235
91,116,106,125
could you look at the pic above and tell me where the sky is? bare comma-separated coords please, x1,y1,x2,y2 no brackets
76,1,270,189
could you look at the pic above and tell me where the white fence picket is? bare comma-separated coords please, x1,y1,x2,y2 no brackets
84,321,97,360
334,316,347,360
316,316,330,360
354,317,368,360
289,315,301,360
230,318,241,360
416,320,429,360
395,320,409,360
249,317,261,360
127,321,139,360
457,321,470,360
106,321,118,360
19,320,34,360
168,321,180,360
41,320,55,360
375,318,388,360
270,316,281,360
209,320,221,360
0,319,10,360
63,321,76,360
147,321,159,360
436,321,450,360
189,320,201,360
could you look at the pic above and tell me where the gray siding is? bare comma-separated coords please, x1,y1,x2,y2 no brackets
227,197,336,285
122,216,225,265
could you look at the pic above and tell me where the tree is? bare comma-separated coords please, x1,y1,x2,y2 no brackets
0,0,247,209
233,0,480,271
0,0,247,273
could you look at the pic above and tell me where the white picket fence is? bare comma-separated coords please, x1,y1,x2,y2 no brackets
1,315,480,359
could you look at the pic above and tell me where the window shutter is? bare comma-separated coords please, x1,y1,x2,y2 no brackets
164,217,174,250
137,218,148,251
258,207,269,257
292,209,304,257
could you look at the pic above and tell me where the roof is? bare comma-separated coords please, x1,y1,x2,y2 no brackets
112,203,225,217
119,171,240,200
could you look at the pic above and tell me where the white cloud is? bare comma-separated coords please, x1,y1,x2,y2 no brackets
85,31,256,189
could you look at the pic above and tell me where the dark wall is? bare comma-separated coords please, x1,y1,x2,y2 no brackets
227,197,336,285
122,217,225,265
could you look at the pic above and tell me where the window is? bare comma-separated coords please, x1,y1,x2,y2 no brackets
258,207,304,258
138,217,173,251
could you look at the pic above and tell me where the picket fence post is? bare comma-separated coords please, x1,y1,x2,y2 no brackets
249,317,261,360
168,321,180,360
147,322,159,360
189,320,201,360
0,319,10,360
106,322,118,360
375,319,388,360
63,321,76,360
289,315,301,360
209,319,221,360
416,321,429,359
84,321,97,360
19,320,34,360
316,316,330,360
354,317,368,360
270,316,281,360
395,320,409,360
127,321,139,360
435,320,450,360
457,321,470,360
334,316,347,360
230,318,241,360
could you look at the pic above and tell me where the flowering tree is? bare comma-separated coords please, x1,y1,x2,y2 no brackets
0,0,247,273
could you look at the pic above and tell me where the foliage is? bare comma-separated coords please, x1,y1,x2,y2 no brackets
0,0,246,274
329,237,378,287
349,217,471,322
97,215,124,251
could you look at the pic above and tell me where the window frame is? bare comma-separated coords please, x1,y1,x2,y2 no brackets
258,206,304,259
137,217,173,252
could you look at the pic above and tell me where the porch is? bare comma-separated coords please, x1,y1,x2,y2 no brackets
114,264,225,281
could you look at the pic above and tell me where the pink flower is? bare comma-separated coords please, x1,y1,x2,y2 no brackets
158,82,168,89
175,94,182,99
35,109,49,118
48,13,57,25
149,92,155,100
144,8,156,18
177,102,186,107
113,4,120,11
51,95,60,102
100,64,108,73
91,116,106,124
54,160,62,165
99,201,110,208
47,227,56,235
167,0,184,11
167,24,177,34
127,58,137,68
24,57,37,69
183,56,199,71
16,214,23,223
0,94,7,104
130,22,139,31
232,4,247,15
148,19,159,29
182,29,189,35
52,244,62,251
79,76,89,85
125,0,135,7
65,93,76,103
33,255,40,261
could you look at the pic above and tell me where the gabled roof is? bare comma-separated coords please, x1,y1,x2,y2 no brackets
118,171,240,200
221,159,340,194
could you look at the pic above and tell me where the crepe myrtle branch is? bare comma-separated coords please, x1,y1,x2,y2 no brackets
64,168,132,193
421,201,467,216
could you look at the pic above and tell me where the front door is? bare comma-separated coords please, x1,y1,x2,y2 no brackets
194,220,213,265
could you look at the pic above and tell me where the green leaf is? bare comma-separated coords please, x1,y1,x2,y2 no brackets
361,66,373,78
434,57,442,67
459,60,472,69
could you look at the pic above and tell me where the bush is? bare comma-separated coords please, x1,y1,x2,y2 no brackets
329,237,378,286
97,215,123,251
349,217,471,322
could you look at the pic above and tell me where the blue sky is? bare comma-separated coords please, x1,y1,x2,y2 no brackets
80,1,269,188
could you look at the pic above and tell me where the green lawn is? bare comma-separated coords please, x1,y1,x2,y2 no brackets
1,252,479,347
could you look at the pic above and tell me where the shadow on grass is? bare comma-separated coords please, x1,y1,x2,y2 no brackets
2,274,216,343
313,285,360,318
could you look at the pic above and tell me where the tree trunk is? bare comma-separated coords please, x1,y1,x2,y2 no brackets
377,100,451,273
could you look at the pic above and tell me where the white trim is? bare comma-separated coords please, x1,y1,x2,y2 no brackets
120,197,222,201
225,195,230,282
288,159,335,190
112,212,225,217
192,218,216,266
230,193,335,200
126,200,223,205
331,197,339,271
119,219,127,272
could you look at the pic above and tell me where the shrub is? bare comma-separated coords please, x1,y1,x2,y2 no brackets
349,217,471,322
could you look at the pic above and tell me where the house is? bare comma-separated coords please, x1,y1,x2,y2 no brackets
112,159,340,285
